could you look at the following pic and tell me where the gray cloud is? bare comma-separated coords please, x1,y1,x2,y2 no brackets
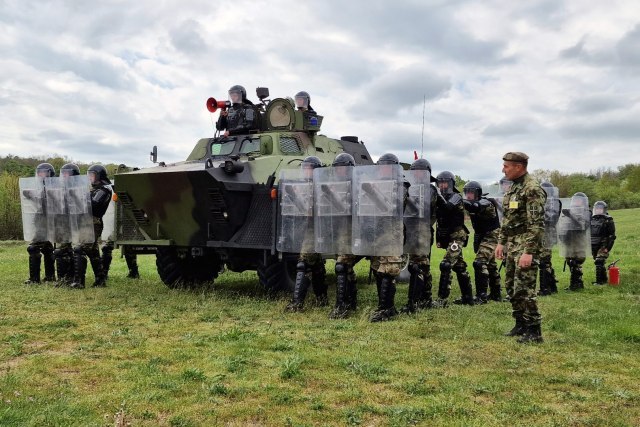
170,19,208,54
483,118,539,137
568,94,634,114
616,24,640,67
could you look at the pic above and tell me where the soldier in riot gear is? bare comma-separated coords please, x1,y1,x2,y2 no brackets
102,241,140,280
216,84,257,137
401,158,438,313
325,153,360,319
70,165,112,289
463,181,501,304
368,153,407,322
286,156,327,311
294,91,316,113
52,163,80,285
23,163,56,284
435,171,473,306
558,192,591,291
538,181,562,295
590,201,616,284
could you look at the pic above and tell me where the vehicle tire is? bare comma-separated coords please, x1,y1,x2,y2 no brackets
257,256,297,294
156,247,220,288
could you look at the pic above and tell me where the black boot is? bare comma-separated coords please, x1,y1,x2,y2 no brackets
517,324,544,344
329,263,350,319
548,267,558,293
70,248,87,289
125,253,140,279
42,246,56,282
434,261,451,308
370,275,397,322
24,245,42,285
538,263,552,296
347,267,358,310
101,245,113,280
90,256,107,287
487,266,502,301
312,264,328,307
453,271,475,305
286,262,310,312
472,260,489,304
568,261,584,291
54,248,72,287
594,260,607,285
504,315,526,336
401,263,421,313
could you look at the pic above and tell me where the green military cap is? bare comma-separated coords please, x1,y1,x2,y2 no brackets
502,152,529,163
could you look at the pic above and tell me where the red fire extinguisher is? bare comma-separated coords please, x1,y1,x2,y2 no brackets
608,259,621,286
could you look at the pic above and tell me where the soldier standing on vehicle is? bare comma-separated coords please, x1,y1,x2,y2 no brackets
434,171,474,307
558,192,591,291
53,163,80,286
216,84,257,137
463,181,500,304
495,152,546,343
538,181,562,295
23,163,57,285
294,91,316,113
401,158,438,313
285,156,327,311
70,165,112,289
590,201,616,285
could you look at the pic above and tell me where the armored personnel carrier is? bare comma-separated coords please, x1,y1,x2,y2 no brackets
113,88,373,291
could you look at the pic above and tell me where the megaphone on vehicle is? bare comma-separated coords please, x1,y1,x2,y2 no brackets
206,97,231,113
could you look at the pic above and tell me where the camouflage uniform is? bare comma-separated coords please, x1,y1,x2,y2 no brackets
499,167,546,339
590,205,616,284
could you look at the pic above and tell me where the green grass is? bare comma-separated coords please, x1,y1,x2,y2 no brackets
0,209,639,426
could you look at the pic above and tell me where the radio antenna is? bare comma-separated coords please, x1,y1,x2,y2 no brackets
421,94,426,158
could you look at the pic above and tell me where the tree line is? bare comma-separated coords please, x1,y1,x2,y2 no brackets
1,154,639,240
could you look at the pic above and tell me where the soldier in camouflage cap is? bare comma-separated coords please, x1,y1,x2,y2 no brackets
495,152,546,343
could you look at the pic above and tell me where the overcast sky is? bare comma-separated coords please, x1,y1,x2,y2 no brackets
2,0,640,181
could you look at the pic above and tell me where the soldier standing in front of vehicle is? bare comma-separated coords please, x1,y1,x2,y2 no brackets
216,84,257,137
590,201,616,285
434,171,474,307
70,165,112,289
23,163,57,285
495,152,546,343
462,181,500,304
286,156,327,311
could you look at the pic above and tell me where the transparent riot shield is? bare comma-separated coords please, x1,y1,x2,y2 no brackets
19,177,47,242
277,169,315,254
66,175,95,244
542,185,561,249
313,166,353,255
44,177,71,243
352,164,404,256
403,169,432,256
101,184,116,242
557,193,591,258
485,180,511,223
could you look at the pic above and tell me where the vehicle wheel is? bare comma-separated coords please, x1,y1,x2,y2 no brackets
257,256,297,294
156,247,220,288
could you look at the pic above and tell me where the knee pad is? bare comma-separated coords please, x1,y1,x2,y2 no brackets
594,258,605,267
296,261,306,273
73,246,84,256
101,244,114,256
335,262,346,274
27,244,40,255
41,243,54,255
439,260,451,273
472,259,485,273
408,262,420,275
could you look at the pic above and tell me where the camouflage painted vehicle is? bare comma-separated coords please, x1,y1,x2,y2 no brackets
114,89,373,291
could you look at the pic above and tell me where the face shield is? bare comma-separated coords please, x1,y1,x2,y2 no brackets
87,170,98,184
464,189,478,201
229,90,243,104
295,95,309,109
438,179,452,195
593,202,606,216
36,168,51,178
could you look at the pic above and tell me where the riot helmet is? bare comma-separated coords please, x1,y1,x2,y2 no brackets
301,155,321,179
410,158,431,172
36,163,55,178
228,85,247,104
540,181,558,198
570,192,588,208
592,200,608,216
436,171,456,195
499,176,513,194
332,153,355,167
87,164,111,185
463,180,482,201
61,163,80,178
295,91,310,110
376,153,399,165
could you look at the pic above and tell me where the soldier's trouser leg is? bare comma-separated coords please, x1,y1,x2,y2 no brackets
101,242,114,280
71,246,87,289
370,273,398,322
437,260,452,305
25,244,42,284
472,259,489,304
286,261,311,311
41,242,55,282
538,257,551,296
488,262,502,301
125,252,140,279
504,249,525,336
329,262,350,319
54,245,74,286
453,262,475,306
402,262,425,313
567,258,585,290
311,261,328,306
347,265,358,310
509,251,542,343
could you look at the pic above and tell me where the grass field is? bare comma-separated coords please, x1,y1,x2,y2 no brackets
0,209,639,426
